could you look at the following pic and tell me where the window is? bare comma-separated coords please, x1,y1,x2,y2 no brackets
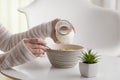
0,0,33,33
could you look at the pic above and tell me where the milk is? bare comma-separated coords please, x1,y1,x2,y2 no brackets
55,20,75,44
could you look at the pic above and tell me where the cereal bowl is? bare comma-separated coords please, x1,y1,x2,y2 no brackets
46,44,84,68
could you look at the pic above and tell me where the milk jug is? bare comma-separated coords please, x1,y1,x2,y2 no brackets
55,20,75,44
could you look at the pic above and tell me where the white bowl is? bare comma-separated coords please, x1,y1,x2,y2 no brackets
46,44,84,68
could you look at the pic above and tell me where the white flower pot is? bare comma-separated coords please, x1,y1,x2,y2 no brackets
79,62,98,77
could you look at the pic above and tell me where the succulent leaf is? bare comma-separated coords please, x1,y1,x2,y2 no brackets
79,49,100,64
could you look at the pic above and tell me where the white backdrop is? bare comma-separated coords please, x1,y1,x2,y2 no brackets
91,0,120,10
0,0,119,34
19,0,120,56
0,0,120,56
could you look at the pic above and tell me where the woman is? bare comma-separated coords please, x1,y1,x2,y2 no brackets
0,18,61,70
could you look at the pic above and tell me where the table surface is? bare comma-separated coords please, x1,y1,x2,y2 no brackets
1,55,120,80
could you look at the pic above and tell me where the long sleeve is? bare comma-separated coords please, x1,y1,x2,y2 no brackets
0,40,36,70
0,21,52,51
0,21,52,70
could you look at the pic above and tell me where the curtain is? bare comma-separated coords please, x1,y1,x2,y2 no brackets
0,0,33,33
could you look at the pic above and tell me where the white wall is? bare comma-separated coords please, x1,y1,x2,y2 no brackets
103,0,117,10
117,0,120,10
91,0,104,7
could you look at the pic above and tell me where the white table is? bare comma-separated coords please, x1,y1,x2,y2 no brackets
1,56,120,80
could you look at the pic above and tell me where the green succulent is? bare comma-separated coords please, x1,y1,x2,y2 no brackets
80,49,100,64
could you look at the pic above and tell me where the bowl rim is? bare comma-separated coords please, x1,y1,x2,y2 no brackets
47,44,84,52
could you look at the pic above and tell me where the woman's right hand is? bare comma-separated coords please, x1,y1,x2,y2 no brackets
24,38,47,57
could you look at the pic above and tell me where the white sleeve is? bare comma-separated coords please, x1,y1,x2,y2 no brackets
0,21,52,70
0,40,36,70
0,21,52,51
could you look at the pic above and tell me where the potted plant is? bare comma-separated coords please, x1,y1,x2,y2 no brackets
79,49,100,77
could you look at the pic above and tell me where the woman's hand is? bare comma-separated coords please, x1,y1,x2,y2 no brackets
51,18,61,43
24,38,47,57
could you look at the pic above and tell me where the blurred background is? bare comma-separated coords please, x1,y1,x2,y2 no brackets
0,0,119,34
91,0,120,10
0,0,33,33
